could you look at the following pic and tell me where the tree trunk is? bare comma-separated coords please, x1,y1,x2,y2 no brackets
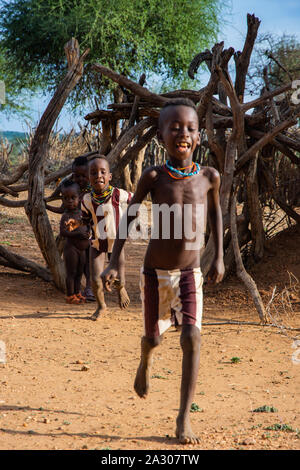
25,38,89,292
230,190,266,323
246,155,265,261
130,129,147,192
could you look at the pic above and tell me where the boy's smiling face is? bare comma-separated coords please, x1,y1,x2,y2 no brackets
158,105,200,165
89,158,112,193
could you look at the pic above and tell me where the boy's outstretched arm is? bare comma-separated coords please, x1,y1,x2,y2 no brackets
101,167,157,291
207,168,224,284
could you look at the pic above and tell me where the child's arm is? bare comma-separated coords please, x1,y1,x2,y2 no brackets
80,199,92,231
60,215,89,240
101,167,157,291
45,175,72,203
206,168,224,284
44,182,63,203
45,202,64,214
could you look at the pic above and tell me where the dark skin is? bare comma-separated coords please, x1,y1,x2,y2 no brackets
102,104,224,445
46,165,92,295
71,164,92,298
45,165,90,214
87,158,130,321
60,185,90,297
60,186,90,249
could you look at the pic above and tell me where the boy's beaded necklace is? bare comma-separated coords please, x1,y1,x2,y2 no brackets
91,185,114,204
165,160,201,179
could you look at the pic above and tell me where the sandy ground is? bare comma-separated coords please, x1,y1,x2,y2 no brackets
0,204,299,451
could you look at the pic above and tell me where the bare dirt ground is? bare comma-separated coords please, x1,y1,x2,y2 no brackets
0,203,299,451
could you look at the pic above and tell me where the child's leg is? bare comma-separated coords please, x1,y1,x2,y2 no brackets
117,249,130,309
64,243,79,297
134,268,162,396
83,246,95,300
176,325,201,445
134,335,162,398
90,247,106,320
74,250,86,296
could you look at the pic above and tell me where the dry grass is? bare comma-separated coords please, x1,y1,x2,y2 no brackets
265,272,300,339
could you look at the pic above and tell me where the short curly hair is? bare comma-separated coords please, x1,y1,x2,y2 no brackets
88,154,110,169
158,98,198,128
61,179,80,193
72,155,88,168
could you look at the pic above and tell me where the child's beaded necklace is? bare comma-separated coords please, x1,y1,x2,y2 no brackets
164,160,201,180
91,185,114,204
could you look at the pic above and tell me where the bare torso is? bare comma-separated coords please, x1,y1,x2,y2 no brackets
60,210,90,251
143,165,214,270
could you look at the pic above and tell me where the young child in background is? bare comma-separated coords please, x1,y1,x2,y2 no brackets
45,156,91,213
81,155,132,320
59,180,90,304
45,156,94,301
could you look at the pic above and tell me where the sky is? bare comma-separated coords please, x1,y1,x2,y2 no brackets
1,0,300,133
221,0,300,50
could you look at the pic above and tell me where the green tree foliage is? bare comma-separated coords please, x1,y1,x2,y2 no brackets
264,34,300,87
248,33,300,95
0,0,227,112
0,48,34,117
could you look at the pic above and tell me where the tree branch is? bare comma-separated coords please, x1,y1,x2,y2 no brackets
92,64,168,107
0,245,51,281
230,188,267,323
234,13,261,102
236,106,300,171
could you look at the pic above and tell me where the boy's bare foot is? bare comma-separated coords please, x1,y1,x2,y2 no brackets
90,304,107,321
118,285,130,309
134,360,152,398
175,416,200,445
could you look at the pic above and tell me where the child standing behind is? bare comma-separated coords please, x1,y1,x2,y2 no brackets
60,180,90,304
45,155,91,213
81,155,132,320
46,156,94,301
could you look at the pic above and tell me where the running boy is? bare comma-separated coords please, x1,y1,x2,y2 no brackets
101,98,224,444
59,180,90,304
81,155,132,320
